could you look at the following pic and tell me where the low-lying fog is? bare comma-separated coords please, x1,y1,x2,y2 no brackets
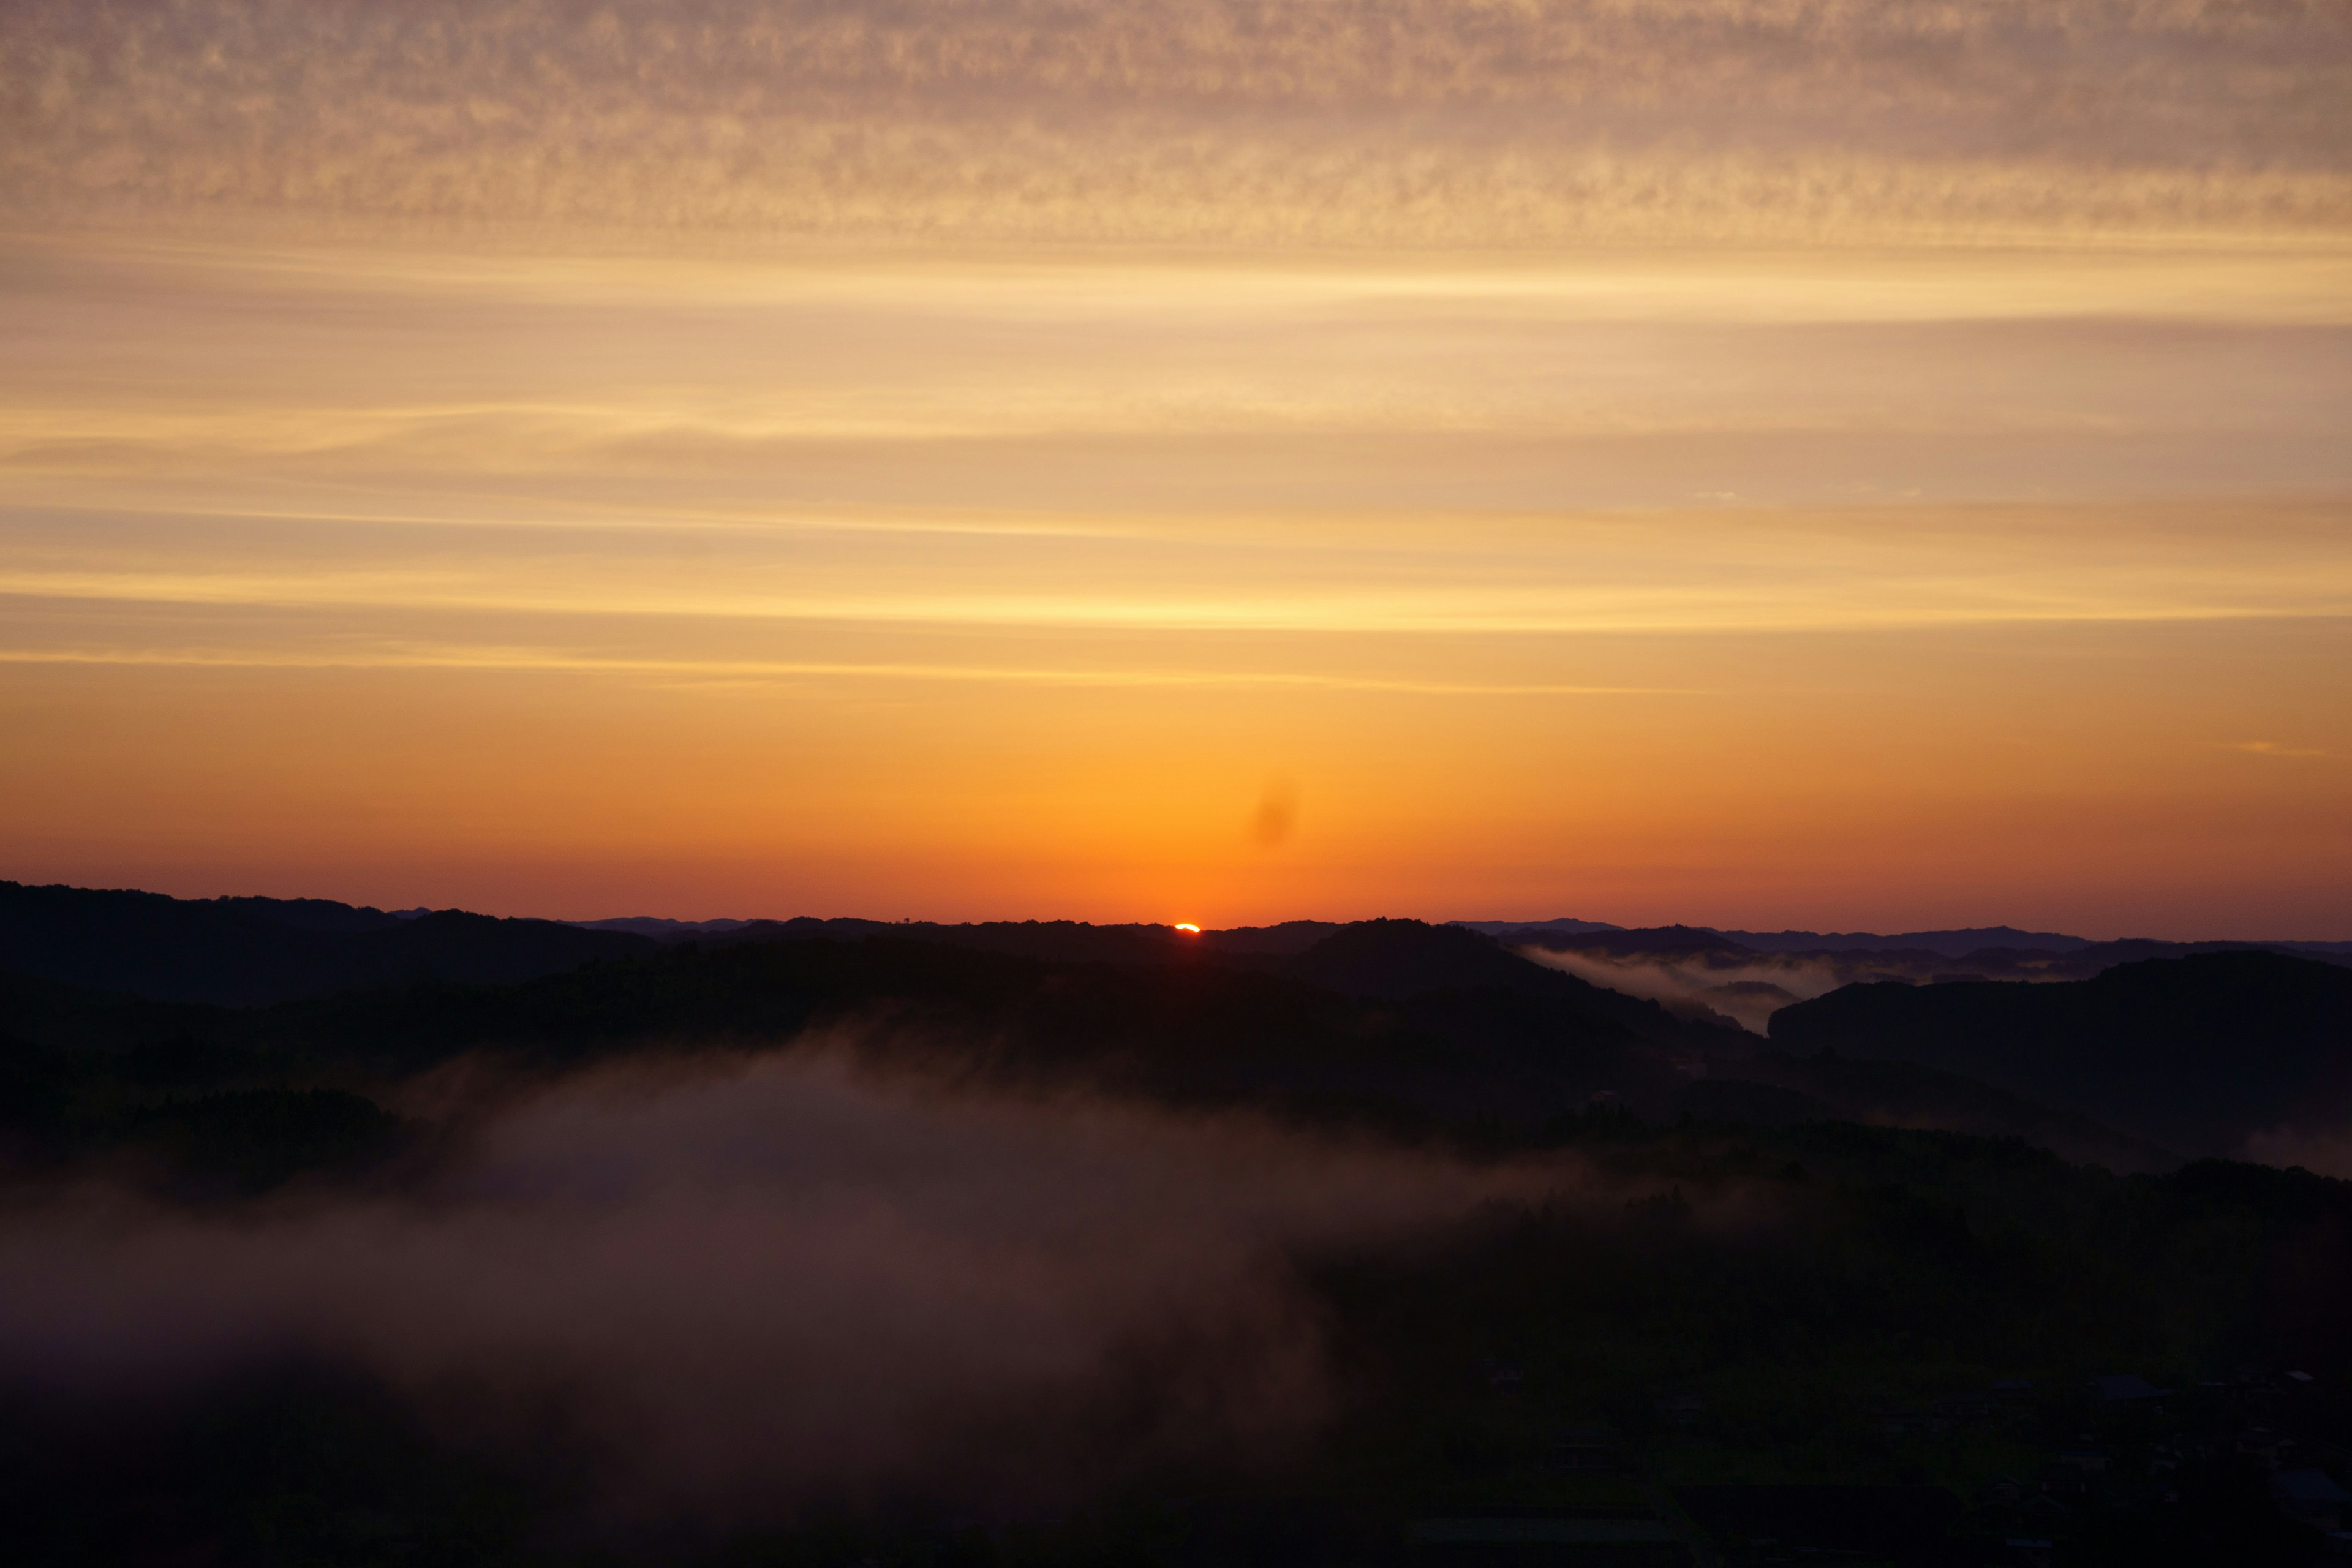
0,1051,1581,1521
1520,947,1855,1033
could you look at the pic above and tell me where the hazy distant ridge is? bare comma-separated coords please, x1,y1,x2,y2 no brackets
0,881,652,1006
8,879,2350,1170
1458,920,2089,957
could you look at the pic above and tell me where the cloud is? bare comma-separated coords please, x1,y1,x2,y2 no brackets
6,0,2347,245
2228,740,2330,758
1519,941,2087,1033
10,497,2352,636
1523,946,1850,1032
0,1054,1557,1519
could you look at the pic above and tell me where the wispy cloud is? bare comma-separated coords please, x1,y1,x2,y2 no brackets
9,497,2352,635
0,644,1684,697
7,0,2347,246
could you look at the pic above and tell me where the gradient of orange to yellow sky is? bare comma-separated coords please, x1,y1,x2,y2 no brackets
3,0,2349,935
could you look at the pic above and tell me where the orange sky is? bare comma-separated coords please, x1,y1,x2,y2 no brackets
2,0,2348,936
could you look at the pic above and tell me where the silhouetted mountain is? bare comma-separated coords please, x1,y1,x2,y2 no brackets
693,915,1346,963
1280,918,1569,998
569,915,756,939
1544,924,1763,960
387,927,1728,1120
704,916,1203,965
8,885,2352,1568
1681,1052,2177,1172
1720,925,2094,956
574,914,1347,960
13,881,2349,1176
1511,927,2352,979
0,913,1753,1139
1453,916,1624,939
2005,936,2352,978
203,895,410,933
0,881,652,1006
1466,922,2095,957
1198,919,1348,954
1490,920,2352,1038
0,970,238,1062
1273,919,1744,1039
1770,952,2352,1158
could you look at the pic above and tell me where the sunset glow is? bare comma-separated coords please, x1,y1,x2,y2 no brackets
2,0,2347,935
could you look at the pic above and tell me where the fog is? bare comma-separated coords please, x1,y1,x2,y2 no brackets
0,1052,1565,1520
1520,946,1856,1033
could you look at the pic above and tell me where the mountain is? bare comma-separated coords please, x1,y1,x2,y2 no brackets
1270,918,1741,1039
1678,1052,2177,1172
1540,924,1768,960
1463,922,2093,957
9,884,2352,1567
1284,917,1605,998
0,910,1750,1131
568,916,757,939
1490,921,2352,1036
512,921,1732,1118
1453,916,1624,939
705,916,1202,965
602,915,1343,963
1769,951,2352,1159
573,914,1358,958
0,881,654,1006
13,880,2345,1173
1718,926,2092,957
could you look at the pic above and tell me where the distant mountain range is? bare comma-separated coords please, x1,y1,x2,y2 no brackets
4,880,2347,1173
573,913,1349,959
1459,918,2352,1035
0,881,649,1007
1463,916,2352,962
1771,952,2352,1161
1460,918,2094,956
594,913,2223,960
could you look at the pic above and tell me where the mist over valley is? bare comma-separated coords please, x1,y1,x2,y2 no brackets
2,881,2349,1563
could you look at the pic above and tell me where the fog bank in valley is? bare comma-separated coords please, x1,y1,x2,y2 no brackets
0,1052,1570,1520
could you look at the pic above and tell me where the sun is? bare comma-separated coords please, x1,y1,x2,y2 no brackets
1174,923,1200,934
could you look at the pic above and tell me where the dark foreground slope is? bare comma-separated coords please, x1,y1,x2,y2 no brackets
3,1082,2349,1566
3,909,2351,1564
0,880,654,1006
1771,951,2352,1159
1678,1049,2179,1171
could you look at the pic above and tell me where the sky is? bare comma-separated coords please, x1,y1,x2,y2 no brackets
2,0,2348,937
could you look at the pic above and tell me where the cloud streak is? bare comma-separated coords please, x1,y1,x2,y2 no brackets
9,499,2351,635
0,644,1679,696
